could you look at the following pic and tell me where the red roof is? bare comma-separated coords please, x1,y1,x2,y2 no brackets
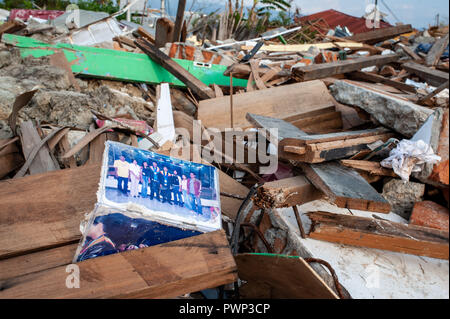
9,9,64,22
296,9,392,34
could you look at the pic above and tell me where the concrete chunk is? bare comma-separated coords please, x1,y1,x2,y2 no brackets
330,80,434,137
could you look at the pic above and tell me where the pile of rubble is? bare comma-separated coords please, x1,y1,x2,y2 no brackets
0,3,448,300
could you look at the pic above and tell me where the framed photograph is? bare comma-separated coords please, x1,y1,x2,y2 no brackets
98,141,222,232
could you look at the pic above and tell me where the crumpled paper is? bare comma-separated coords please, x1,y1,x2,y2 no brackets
381,139,441,182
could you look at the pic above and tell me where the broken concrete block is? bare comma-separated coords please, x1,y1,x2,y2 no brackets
410,201,449,232
330,80,434,137
382,179,425,219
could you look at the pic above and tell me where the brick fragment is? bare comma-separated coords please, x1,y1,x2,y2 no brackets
410,201,449,232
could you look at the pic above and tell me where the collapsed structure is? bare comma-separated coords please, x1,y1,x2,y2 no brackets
0,2,449,299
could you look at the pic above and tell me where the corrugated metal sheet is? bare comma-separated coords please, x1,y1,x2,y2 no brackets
9,9,64,22
296,9,392,34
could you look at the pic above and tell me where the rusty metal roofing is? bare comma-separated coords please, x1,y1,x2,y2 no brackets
296,9,392,34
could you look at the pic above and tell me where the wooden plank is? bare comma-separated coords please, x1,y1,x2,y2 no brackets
0,164,101,259
249,60,266,90
172,0,187,43
155,17,174,48
87,133,107,165
281,133,394,163
246,113,307,141
135,38,215,100
397,43,422,61
417,80,449,105
0,153,24,179
340,160,397,177
0,244,77,281
0,230,237,299
346,24,413,45
236,253,338,299
281,128,390,145
0,19,26,37
307,211,449,260
19,121,59,176
253,175,323,208
136,26,155,44
425,33,449,67
301,162,391,213
49,51,81,91
347,71,417,93
198,80,336,130
293,55,400,81
241,42,365,52
291,111,343,134
403,62,449,87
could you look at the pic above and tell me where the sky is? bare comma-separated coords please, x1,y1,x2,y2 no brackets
146,0,449,30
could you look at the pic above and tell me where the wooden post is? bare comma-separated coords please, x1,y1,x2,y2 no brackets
230,73,234,129
173,0,187,43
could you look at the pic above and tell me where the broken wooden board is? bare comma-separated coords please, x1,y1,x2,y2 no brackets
19,121,59,176
346,24,413,45
403,61,449,87
425,33,449,67
155,18,175,48
293,54,400,81
198,80,336,131
0,164,101,259
241,42,365,52
301,162,391,213
280,128,394,163
135,38,215,100
246,113,307,141
0,230,237,299
307,211,449,260
253,175,323,209
0,19,26,36
236,253,338,299
290,111,343,134
347,71,416,93
340,160,398,177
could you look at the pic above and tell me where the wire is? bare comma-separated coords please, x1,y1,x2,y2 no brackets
380,0,402,23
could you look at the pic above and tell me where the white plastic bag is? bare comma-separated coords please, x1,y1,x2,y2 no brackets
381,139,441,182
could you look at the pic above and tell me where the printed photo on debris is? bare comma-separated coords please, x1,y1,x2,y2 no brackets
74,206,202,263
98,141,221,232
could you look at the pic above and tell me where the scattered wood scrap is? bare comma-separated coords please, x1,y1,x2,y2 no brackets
0,19,26,37
135,38,216,100
253,175,323,209
198,80,336,130
307,211,449,260
301,162,391,213
236,253,338,299
293,55,400,81
425,33,449,67
340,160,398,177
280,128,394,163
402,61,450,87
0,230,237,299
346,24,413,44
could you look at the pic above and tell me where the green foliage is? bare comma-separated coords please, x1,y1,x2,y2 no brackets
0,0,119,13
257,0,291,16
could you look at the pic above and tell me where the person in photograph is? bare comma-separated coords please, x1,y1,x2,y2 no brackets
140,161,151,198
149,161,161,201
76,216,116,262
187,172,202,214
181,174,190,209
170,169,182,206
129,159,141,198
160,166,172,204
114,154,130,195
